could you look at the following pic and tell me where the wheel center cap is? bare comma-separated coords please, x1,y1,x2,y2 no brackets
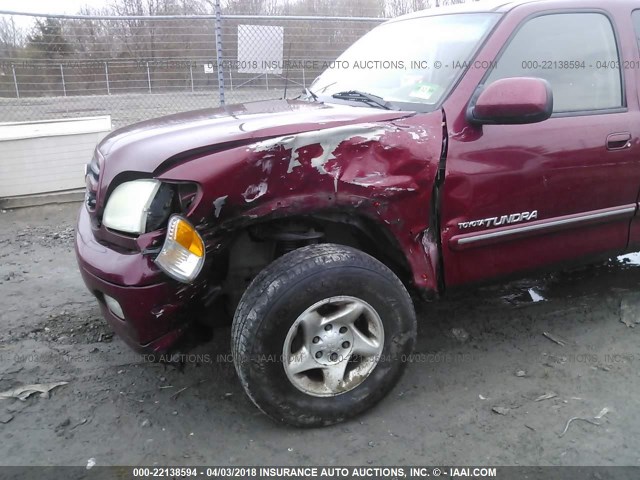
311,326,353,366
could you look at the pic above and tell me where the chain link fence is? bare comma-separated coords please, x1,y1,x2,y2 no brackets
0,11,385,128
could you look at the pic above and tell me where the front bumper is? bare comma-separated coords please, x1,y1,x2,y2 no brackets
75,206,199,353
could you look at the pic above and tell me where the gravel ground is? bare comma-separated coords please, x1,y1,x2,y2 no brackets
1,203,640,467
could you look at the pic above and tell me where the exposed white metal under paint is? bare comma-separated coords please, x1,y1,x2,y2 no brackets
243,182,268,202
248,124,390,179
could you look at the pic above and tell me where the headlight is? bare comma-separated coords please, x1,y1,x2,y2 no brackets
155,215,205,283
103,179,172,234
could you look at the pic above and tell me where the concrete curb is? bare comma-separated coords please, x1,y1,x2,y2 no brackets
0,189,84,209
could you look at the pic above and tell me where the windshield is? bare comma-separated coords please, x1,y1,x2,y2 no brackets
311,13,500,111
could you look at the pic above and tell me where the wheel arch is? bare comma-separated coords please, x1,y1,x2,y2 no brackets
213,209,417,289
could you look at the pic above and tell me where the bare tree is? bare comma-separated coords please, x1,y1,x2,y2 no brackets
0,16,24,57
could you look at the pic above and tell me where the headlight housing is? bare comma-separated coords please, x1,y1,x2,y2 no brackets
155,215,205,283
102,179,175,235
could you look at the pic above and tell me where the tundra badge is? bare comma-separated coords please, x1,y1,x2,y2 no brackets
458,211,538,230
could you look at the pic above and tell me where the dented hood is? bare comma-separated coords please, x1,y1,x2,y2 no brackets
97,99,415,177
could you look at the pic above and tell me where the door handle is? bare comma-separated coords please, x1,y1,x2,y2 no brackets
607,132,632,151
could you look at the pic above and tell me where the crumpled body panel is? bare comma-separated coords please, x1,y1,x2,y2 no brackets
161,111,444,292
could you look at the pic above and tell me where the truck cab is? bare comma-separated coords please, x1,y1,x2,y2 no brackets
438,0,640,288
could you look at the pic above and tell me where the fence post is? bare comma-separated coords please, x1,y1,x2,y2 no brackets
147,61,152,93
189,62,194,93
104,62,111,95
12,64,19,99
214,0,225,106
60,64,67,96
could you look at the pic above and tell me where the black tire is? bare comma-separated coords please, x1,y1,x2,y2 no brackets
231,243,417,427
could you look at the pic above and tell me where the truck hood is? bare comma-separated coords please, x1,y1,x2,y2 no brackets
97,99,416,178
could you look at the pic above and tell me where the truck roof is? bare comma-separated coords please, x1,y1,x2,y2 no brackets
389,0,635,22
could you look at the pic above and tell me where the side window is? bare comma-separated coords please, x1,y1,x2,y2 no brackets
486,13,622,113
633,10,640,49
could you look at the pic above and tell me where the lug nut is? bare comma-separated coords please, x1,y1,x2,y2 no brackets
312,336,320,344
324,324,333,331
342,341,350,349
330,352,339,361
339,326,348,334
315,351,323,359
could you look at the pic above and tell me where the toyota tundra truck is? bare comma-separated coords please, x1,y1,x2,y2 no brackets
76,0,640,426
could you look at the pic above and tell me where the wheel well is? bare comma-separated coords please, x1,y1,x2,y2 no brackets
212,213,413,315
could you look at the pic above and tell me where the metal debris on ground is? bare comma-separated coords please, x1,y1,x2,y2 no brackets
559,417,601,437
170,386,190,399
70,418,89,430
0,382,68,401
543,332,567,347
559,407,610,437
528,289,546,303
492,407,510,415
170,379,205,399
534,392,558,402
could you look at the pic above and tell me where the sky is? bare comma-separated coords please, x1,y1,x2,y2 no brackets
0,0,110,30
0,0,108,15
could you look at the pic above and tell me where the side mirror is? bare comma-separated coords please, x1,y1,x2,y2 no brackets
467,77,553,125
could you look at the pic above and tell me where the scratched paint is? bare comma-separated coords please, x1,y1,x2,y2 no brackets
213,195,228,218
243,182,268,203
249,124,389,178
159,107,445,293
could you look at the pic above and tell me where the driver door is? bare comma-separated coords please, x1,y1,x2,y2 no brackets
439,10,640,287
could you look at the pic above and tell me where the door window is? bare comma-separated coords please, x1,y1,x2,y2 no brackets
485,13,622,113
632,10,640,49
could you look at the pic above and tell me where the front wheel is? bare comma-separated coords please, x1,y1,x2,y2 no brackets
231,243,416,427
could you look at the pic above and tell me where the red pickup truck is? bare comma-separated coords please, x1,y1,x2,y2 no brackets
76,0,640,426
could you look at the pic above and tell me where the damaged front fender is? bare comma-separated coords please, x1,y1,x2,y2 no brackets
159,111,444,293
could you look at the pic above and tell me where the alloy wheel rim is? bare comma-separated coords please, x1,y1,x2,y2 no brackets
282,295,385,397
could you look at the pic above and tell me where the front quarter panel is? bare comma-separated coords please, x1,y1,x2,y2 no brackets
158,112,444,292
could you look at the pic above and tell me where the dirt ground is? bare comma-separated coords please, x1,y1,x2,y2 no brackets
1,202,640,468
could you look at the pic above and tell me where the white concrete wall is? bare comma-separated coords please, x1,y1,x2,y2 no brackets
0,116,111,198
